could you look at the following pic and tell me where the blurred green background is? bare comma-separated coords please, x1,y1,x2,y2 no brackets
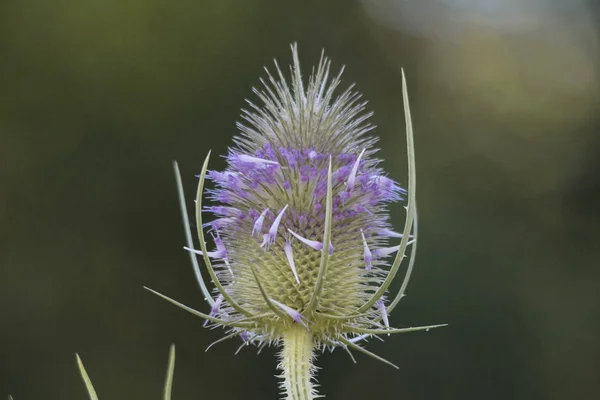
1,1,599,399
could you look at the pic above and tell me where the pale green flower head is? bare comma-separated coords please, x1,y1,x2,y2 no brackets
148,44,445,399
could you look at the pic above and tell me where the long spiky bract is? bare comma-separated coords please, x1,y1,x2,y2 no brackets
306,157,333,312
387,205,418,314
150,43,444,399
173,161,213,305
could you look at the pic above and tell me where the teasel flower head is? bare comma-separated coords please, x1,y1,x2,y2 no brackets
147,44,446,399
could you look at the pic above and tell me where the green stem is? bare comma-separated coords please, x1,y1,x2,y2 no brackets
279,326,316,400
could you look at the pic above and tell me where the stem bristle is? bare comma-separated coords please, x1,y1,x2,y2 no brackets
278,326,318,400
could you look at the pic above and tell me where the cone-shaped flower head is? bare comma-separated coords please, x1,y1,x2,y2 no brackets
199,45,409,343
151,44,445,399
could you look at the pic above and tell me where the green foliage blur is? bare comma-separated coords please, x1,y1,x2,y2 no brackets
1,1,599,399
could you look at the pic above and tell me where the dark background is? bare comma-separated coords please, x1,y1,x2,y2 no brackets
2,1,599,399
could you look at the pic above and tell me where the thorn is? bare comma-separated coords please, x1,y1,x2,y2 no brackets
288,229,323,251
346,148,366,192
270,298,309,329
288,229,333,254
376,299,390,330
237,154,279,165
361,229,372,270
252,208,269,237
263,205,288,249
284,241,300,284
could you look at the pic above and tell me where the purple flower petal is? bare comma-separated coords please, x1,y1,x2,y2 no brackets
262,205,288,249
288,229,333,254
211,231,227,255
204,294,224,327
371,240,415,258
378,228,405,238
376,299,389,328
184,246,227,259
332,165,351,184
270,298,308,329
260,233,269,249
203,206,243,218
288,229,324,251
252,208,269,237
203,217,234,231
346,148,366,192
371,245,400,258
237,154,279,165
361,230,373,270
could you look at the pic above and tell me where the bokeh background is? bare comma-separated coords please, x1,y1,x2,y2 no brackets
2,0,599,399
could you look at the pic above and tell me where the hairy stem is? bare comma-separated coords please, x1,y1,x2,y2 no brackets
279,326,317,400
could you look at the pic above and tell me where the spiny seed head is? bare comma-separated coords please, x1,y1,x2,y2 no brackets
153,44,446,365
191,43,409,348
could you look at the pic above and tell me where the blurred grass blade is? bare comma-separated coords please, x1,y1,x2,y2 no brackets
163,344,176,400
75,354,99,400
